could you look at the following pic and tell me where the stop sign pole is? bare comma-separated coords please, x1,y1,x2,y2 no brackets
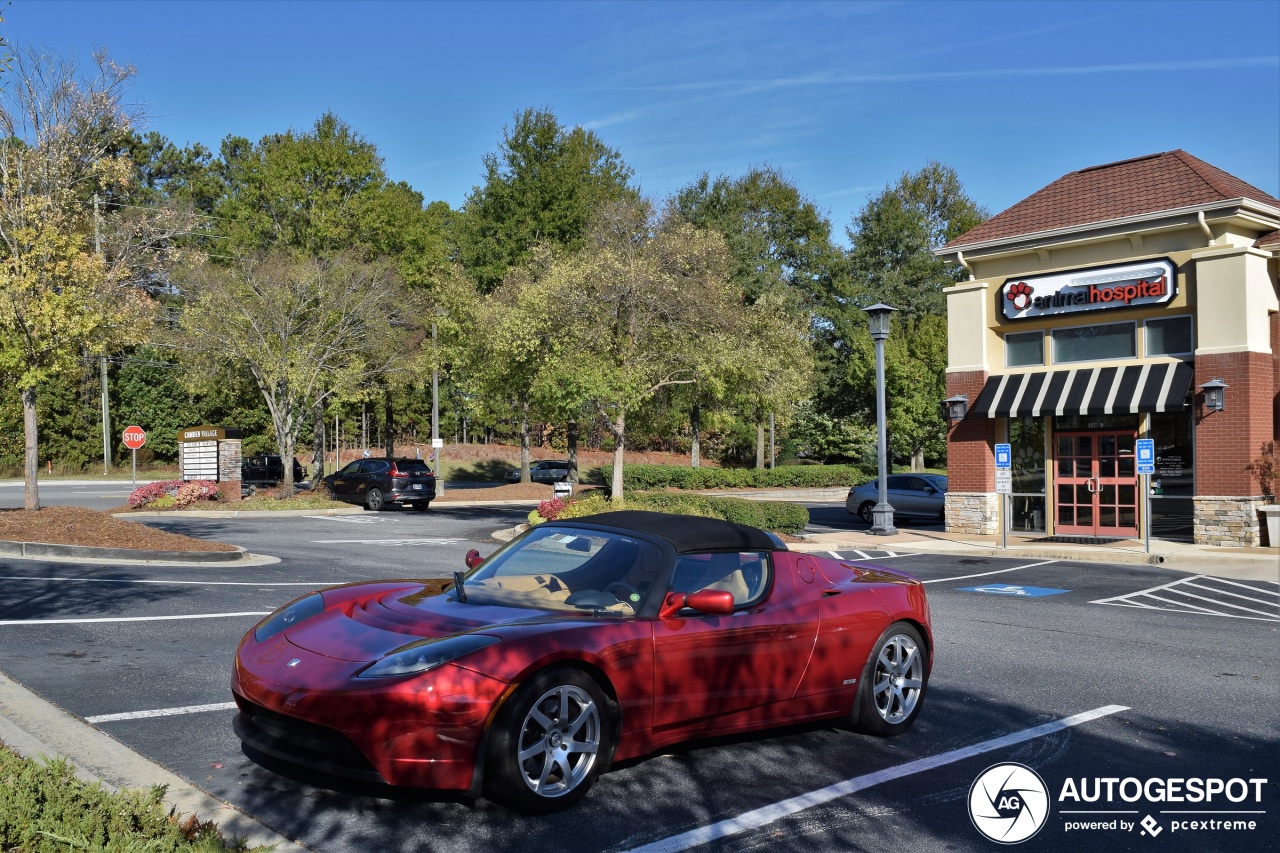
122,426,146,489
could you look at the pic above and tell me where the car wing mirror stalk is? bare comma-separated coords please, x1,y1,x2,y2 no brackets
659,589,734,619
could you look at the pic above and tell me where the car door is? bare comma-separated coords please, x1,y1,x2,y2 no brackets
328,461,363,499
898,476,936,517
650,551,819,731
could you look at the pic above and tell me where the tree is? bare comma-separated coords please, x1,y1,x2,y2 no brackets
175,251,422,492
456,108,638,293
0,47,190,508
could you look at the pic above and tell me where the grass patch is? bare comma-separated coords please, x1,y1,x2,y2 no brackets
0,743,267,851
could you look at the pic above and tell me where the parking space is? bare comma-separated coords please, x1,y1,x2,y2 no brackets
0,515,1275,852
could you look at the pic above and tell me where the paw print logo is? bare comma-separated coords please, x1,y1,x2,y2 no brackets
1006,282,1033,312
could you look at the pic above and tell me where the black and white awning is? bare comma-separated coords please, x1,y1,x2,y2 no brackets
972,362,1193,419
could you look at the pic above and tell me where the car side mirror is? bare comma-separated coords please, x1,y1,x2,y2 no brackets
659,589,735,619
465,549,484,569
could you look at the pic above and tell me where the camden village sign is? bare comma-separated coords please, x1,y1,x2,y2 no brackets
1001,258,1176,321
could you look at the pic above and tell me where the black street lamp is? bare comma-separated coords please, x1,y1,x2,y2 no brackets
864,303,897,536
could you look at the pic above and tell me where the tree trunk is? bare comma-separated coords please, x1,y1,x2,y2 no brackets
690,402,701,468
911,447,924,473
756,422,765,470
610,410,626,500
384,388,394,458
567,419,579,484
519,403,531,483
312,399,326,481
22,386,40,510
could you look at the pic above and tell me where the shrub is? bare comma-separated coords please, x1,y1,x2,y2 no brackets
557,493,615,520
172,480,221,509
537,497,567,521
127,480,222,510
599,463,868,491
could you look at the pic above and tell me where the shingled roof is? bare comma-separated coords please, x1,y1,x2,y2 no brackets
945,150,1280,251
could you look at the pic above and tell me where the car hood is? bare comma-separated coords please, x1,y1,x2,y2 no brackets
283,583,613,662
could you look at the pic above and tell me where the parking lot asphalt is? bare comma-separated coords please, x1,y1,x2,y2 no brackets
0,491,1275,851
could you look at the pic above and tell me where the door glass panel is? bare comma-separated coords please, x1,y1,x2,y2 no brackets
1078,503,1093,525
1100,457,1116,477
1099,484,1115,503
1074,459,1091,477
1057,436,1073,456
1075,484,1092,503
1118,457,1134,477
1119,506,1136,526
1100,435,1116,455
1058,457,1073,476
1075,436,1091,455
1058,505,1073,525
1099,506,1116,526
1058,485,1073,505
1117,434,1135,454
1119,485,1135,505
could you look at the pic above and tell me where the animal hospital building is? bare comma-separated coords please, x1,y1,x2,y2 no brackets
938,150,1279,547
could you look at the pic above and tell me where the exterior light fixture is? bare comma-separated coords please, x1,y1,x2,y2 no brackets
862,303,898,536
1199,378,1227,412
942,394,969,422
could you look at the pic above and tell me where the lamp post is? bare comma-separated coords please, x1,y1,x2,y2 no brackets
864,303,897,536
431,320,444,496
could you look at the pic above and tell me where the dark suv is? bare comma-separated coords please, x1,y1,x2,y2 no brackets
241,455,307,489
320,457,436,511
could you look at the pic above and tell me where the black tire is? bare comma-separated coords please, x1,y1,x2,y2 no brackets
413,501,431,511
858,501,875,524
364,488,384,512
852,622,928,736
484,667,615,814
320,483,336,501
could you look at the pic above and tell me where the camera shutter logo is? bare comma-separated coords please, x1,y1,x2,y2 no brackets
969,762,1050,843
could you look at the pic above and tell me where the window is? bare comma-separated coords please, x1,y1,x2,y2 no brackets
1006,331,1044,367
1145,316,1193,356
1051,322,1135,363
671,552,770,607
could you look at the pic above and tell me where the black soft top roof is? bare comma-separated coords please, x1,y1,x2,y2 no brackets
555,510,783,554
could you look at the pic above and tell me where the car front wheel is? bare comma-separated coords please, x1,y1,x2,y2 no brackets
484,667,614,814
858,501,875,524
364,488,384,512
852,622,928,736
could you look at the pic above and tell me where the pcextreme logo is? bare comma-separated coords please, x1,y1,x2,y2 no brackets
969,765,1270,843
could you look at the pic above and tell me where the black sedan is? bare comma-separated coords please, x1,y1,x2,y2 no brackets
320,457,436,511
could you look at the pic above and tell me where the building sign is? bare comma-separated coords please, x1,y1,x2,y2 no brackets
1001,258,1176,321
176,425,243,443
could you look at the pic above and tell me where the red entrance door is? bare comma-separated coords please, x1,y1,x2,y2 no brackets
1055,432,1139,537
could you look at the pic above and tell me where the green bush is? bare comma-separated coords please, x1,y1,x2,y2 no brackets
600,463,867,491
0,745,262,852
551,490,808,534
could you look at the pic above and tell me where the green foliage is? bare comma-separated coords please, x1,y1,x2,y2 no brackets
456,107,638,293
786,402,874,464
0,746,260,851
554,490,809,534
600,462,867,490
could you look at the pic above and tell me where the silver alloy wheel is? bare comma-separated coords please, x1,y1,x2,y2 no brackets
366,488,384,511
516,683,601,798
871,633,924,724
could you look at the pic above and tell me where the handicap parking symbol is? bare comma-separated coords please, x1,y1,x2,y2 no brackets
960,584,1070,597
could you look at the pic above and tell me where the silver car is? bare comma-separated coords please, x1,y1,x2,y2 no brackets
846,474,948,523
505,460,571,483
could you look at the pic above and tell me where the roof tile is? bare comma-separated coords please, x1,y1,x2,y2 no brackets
946,150,1280,250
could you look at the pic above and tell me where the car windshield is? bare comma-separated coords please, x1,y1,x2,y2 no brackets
460,525,664,615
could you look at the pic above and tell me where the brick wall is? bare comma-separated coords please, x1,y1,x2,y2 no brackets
945,370,996,493
1194,352,1276,496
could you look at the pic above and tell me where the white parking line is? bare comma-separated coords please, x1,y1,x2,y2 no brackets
0,612,269,626
622,704,1129,853
0,575,334,587
305,515,381,524
311,538,463,546
921,559,1058,584
1092,576,1280,622
87,702,237,724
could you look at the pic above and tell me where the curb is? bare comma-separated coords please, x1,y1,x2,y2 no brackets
0,540,251,563
0,671,310,852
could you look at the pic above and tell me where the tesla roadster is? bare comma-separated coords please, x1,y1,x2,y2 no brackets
232,511,933,813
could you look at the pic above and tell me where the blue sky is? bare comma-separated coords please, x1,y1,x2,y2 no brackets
7,1,1278,243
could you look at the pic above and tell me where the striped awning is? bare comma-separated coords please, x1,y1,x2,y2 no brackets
972,362,1193,418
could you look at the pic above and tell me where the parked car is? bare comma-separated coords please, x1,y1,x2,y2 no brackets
505,459,571,483
846,474,948,523
241,455,307,488
231,510,933,812
319,457,435,511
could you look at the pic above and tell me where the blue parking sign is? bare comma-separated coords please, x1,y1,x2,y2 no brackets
995,443,1011,469
1136,438,1155,475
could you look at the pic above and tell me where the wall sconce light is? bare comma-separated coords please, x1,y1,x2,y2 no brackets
1199,378,1227,412
942,394,969,422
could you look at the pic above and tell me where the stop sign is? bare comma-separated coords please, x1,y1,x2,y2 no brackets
122,426,147,450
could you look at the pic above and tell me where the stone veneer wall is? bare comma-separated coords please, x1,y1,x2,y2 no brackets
946,492,1000,535
1193,496,1265,547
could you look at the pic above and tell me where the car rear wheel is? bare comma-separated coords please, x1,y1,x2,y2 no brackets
858,501,875,524
485,667,614,814
852,622,928,736
364,488,384,512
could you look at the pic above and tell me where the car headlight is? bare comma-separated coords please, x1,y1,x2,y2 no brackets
357,634,500,679
253,593,324,642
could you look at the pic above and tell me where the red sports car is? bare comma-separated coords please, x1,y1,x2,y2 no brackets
232,511,933,813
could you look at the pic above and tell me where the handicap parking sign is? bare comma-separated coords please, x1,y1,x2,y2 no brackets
995,443,1011,469
1136,438,1155,475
